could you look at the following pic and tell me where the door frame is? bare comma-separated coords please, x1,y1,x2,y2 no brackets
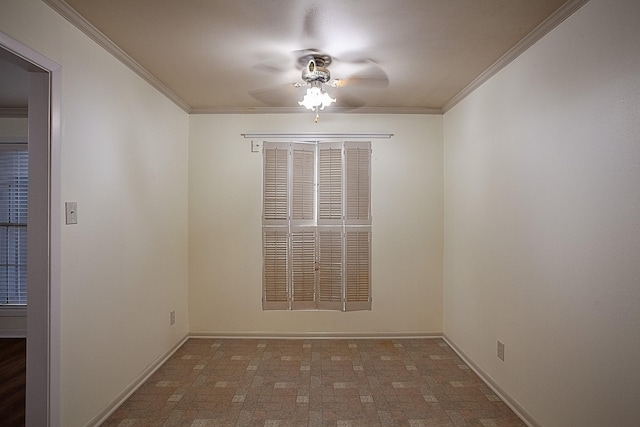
0,31,61,427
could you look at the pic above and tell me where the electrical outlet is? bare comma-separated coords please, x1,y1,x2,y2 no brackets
170,310,175,326
497,340,505,361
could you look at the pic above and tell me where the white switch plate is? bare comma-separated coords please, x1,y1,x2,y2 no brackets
65,202,78,225
251,140,261,152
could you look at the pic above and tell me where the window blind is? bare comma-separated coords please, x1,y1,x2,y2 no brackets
0,148,28,305
262,141,371,311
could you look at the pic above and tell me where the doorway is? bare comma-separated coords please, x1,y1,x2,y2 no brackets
0,31,60,427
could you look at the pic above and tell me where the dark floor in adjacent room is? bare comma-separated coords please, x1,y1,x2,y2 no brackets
0,338,26,427
102,338,524,426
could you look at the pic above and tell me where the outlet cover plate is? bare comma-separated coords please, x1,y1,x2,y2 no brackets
497,340,505,361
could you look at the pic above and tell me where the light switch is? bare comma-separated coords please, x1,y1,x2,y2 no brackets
251,140,261,152
65,202,78,225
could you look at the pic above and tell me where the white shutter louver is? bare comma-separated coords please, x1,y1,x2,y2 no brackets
0,148,28,305
318,143,342,224
291,229,316,309
263,228,288,309
263,143,289,224
291,143,315,224
345,228,371,311
345,142,371,224
317,228,343,310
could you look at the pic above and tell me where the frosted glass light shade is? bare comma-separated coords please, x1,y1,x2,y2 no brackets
299,86,336,111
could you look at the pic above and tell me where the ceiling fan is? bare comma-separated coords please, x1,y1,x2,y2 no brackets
250,49,389,122
248,8,389,122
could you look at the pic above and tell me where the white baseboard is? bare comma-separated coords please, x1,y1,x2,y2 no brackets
86,333,189,427
442,334,540,427
189,331,443,339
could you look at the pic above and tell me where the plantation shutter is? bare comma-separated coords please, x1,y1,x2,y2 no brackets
317,141,343,309
318,142,342,225
291,143,315,225
290,228,316,309
344,142,371,310
345,229,371,311
290,143,316,308
263,142,289,224
263,142,289,309
262,140,371,311
317,228,343,310
345,142,371,224
262,228,288,309
0,148,28,305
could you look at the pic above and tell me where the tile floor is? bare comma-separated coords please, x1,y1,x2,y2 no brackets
102,338,525,426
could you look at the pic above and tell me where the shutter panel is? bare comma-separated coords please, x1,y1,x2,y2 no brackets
291,143,315,225
344,228,371,311
344,142,371,311
262,140,372,312
263,228,289,310
317,228,343,310
345,142,371,224
0,148,28,305
263,142,289,224
318,142,342,225
291,228,316,309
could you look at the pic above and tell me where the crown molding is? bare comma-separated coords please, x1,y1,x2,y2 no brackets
191,106,442,115
442,0,590,113
43,0,192,113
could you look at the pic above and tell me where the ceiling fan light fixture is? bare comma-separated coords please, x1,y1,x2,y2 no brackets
299,85,336,111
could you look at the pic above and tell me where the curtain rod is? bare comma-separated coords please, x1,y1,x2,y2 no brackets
241,132,393,140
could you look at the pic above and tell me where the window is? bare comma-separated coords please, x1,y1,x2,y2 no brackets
0,145,28,306
262,141,371,311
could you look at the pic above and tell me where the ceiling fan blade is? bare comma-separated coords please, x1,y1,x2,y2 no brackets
337,64,389,89
251,63,288,74
333,51,377,65
249,84,302,107
333,90,365,110
302,7,322,43
251,51,298,74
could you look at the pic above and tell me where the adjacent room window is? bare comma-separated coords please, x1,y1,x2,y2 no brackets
0,145,28,306
262,140,371,311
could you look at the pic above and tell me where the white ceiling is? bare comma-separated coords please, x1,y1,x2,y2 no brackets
4,0,588,114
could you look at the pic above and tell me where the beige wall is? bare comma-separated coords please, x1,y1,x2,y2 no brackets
0,117,28,138
189,114,443,336
1,1,190,425
443,0,640,425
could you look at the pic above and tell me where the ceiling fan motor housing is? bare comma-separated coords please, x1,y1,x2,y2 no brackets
302,58,331,83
